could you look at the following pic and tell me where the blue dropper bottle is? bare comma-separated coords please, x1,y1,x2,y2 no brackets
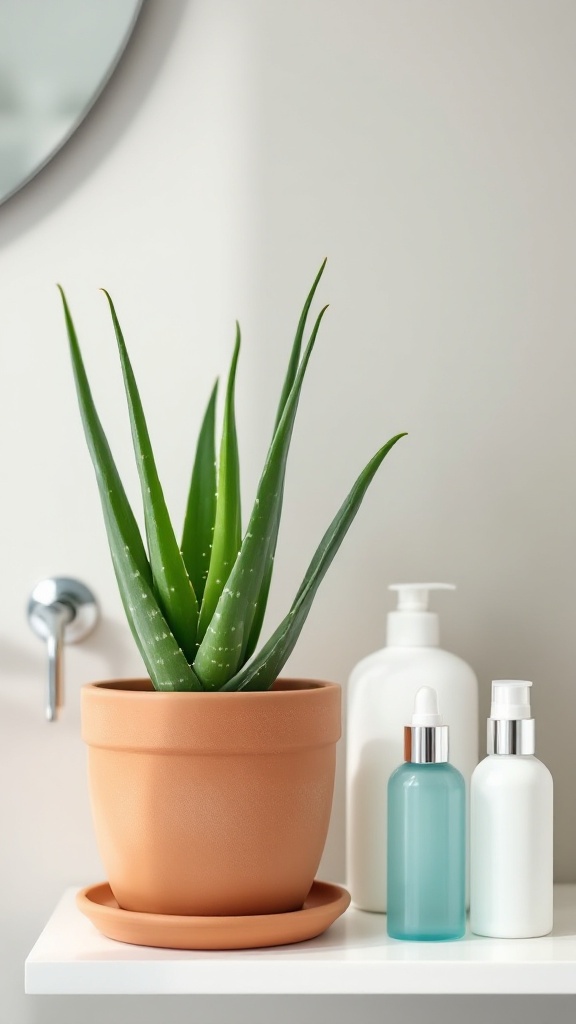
387,686,466,941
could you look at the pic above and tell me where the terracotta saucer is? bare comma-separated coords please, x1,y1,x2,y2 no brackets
77,880,351,950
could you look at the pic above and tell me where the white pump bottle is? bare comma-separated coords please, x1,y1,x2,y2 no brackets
346,583,478,912
470,680,553,937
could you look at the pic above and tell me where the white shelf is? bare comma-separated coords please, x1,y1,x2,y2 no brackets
25,884,576,995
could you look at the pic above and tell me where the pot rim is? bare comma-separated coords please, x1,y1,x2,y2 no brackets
83,677,340,697
81,677,342,752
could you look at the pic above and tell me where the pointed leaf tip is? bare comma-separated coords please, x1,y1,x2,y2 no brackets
197,326,242,645
182,378,219,604
102,289,199,662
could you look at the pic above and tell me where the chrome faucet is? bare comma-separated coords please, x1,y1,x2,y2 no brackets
27,577,99,721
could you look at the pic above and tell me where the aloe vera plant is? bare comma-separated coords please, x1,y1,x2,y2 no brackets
60,263,406,692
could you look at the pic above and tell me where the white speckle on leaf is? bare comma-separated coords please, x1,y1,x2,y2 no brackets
236,592,241,598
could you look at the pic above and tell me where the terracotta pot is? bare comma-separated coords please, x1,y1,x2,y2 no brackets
81,678,341,916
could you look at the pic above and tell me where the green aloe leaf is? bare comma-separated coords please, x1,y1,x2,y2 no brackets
273,258,327,434
181,380,218,605
197,325,242,641
244,259,328,661
221,432,407,691
59,287,201,692
105,507,203,691
103,291,199,665
59,286,152,584
194,306,328,690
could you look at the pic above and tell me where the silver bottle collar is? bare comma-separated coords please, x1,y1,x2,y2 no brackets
404,725,449,764
488,718,535,755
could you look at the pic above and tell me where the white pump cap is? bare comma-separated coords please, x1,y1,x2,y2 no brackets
404,686,449,762
491,680,533,721
386,583,456,647
487,680,535,755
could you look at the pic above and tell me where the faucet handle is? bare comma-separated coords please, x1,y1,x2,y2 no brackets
27,577,99,721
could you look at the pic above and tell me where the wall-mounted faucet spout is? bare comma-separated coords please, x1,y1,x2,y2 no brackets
27,577,99,722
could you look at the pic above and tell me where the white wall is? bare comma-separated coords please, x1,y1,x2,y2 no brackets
1,1,575,1021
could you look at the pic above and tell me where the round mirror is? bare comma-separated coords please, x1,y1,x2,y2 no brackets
0,0,143,206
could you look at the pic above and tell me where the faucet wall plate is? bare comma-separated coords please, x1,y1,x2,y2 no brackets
27,577,99,721
28,578,98,644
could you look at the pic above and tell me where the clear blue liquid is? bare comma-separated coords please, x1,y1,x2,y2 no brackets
387,762,466,941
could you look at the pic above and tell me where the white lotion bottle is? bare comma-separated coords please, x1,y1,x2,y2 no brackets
470,680,553,938
346,583,478,912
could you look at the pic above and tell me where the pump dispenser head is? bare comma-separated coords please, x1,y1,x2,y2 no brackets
488,680,535,756
491,680,532,720
404,686,449,763
387,583,456,647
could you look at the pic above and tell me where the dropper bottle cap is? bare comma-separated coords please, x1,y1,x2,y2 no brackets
488,680,535,755
404,686,449,763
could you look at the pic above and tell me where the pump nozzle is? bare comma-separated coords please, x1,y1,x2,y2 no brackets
490,680,532,721
389,583,456,612
386,583,456,647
